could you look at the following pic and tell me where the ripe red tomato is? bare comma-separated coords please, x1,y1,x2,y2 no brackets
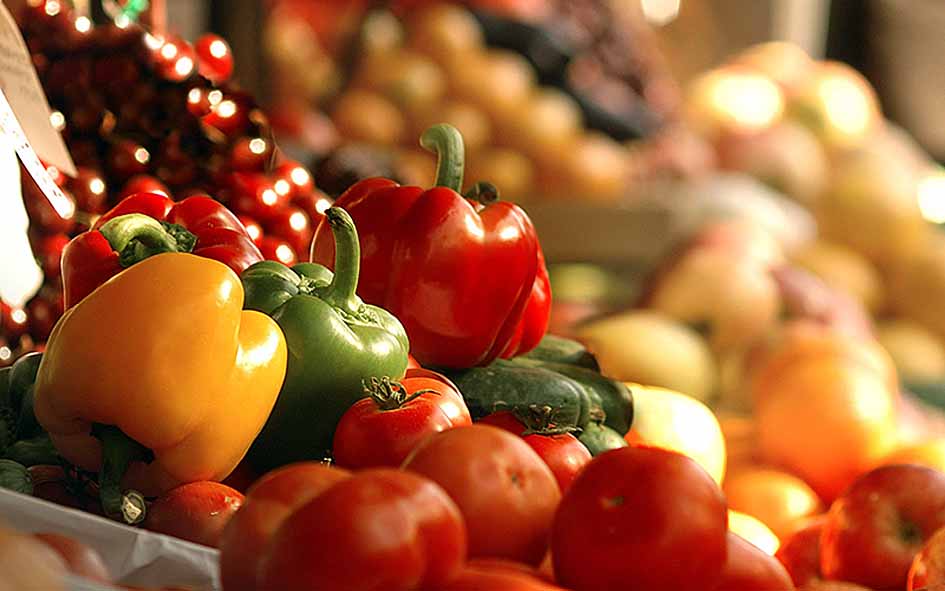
479,412,592,493
219,462,351,591
551,446,728,591
439,563,568,590
143,482,244,548
402,424,561,565
228,172,291,222
33,533,111,583
258,469,466,591
333,373,471,469
263,206,314,259
713,531,794,591
259,236,297,265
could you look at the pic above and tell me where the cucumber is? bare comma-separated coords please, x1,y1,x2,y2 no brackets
520,335,599,371
443,361,602,430
0,459,32,495
508,357,633,435
578,422,629,457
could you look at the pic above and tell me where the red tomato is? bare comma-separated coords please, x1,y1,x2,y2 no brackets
229,172,290,222
402,424,561,565
37,233,70,281
219,463,351,591
195,34,234,83
551,446,728,591
713,531,794,591
142,482,244,548
439,562,567,590
263,206,314,258
479,412,592,493
403,368,471,425
236,214,265,248
333,374,471,469
258,469,466,591
33,533,111,583
259,236,298,265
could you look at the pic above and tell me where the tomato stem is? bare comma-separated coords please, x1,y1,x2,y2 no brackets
363,377,437,411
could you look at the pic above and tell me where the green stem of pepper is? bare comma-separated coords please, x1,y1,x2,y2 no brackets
92,424,149,525
420,123,465,193
320,207,365,316
98,213,196,268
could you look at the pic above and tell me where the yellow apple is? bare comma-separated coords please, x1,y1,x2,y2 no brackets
791,240,884,314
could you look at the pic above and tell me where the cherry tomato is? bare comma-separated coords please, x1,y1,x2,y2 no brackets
68,168,108,214
37,234,70,281
551,446,728,591
479,412,592,493
195,34,234,83
333,372,470,470
142,481,244,548
263,206,313,258
713,531,794,591
275,161,316,201
27,288,63,342
229,172,290,222
33,533,111,583
259,236,297,265
236,214,265,248
403,424,560,565
439,563,567,590
219,463,351,591
1,301,30,340
258,469,466,591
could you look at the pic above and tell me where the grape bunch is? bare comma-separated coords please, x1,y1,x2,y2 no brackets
1,0,331,364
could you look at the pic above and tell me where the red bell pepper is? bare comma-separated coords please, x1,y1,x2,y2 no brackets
62,192,263,309
310,124,550,368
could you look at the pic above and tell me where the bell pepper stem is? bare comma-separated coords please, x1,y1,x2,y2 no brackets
92,424,149,525
98,214,196,268
420,123,465,192
321,207,364,316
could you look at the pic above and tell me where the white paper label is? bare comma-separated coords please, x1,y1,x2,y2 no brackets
0,140,43,308
0,2,76,176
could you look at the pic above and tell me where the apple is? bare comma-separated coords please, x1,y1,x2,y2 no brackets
909,525,945,590
712,531,794,591
791,240,884,315
775,515,826,587
821,464,945,589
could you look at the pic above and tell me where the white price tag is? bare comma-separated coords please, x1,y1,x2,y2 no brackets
0,140,43,308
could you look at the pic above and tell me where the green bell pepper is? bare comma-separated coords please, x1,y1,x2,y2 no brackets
242,207,409,470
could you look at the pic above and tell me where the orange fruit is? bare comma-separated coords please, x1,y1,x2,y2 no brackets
728,509,780,555
880,439,945,473
723,467,823,541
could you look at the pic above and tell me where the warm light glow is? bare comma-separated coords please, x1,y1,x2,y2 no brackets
728,510,781,556
817,75,872,138
216,100,237,118
133,148,150,164
208,90,224,106
49,110,65,131
74,16,91,33
641,0,680,26
114,14,130,29
289,211,308,231
315,197,332,214
919,169,945,224
245,224,261,242
89,178,106,195
174,57,195,77
144,33,165,50
290,166,310,187
0,347,11,363
45,0,60,16
274,179,291,196
187,87,203,105
209,40,228,59
498,226,521,241
160,43,179,60
261,189,278,206
275,244,295,263
11,308,27,326
706,71,784,132
249,138,267,155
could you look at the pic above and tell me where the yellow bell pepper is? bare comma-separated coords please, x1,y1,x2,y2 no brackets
34,252,287,524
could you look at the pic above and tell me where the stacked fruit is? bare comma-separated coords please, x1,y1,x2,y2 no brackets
0,1,331,363
266,1,701,203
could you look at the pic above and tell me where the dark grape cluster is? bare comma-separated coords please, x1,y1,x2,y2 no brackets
1,0,332,364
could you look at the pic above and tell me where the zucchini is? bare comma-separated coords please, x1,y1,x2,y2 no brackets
0,459,32,495
443,361,602,430
508,357,633,435
520,335,599,371
578,422,629,457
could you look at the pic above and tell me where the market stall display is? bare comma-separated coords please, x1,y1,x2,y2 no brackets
4,2,945,591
